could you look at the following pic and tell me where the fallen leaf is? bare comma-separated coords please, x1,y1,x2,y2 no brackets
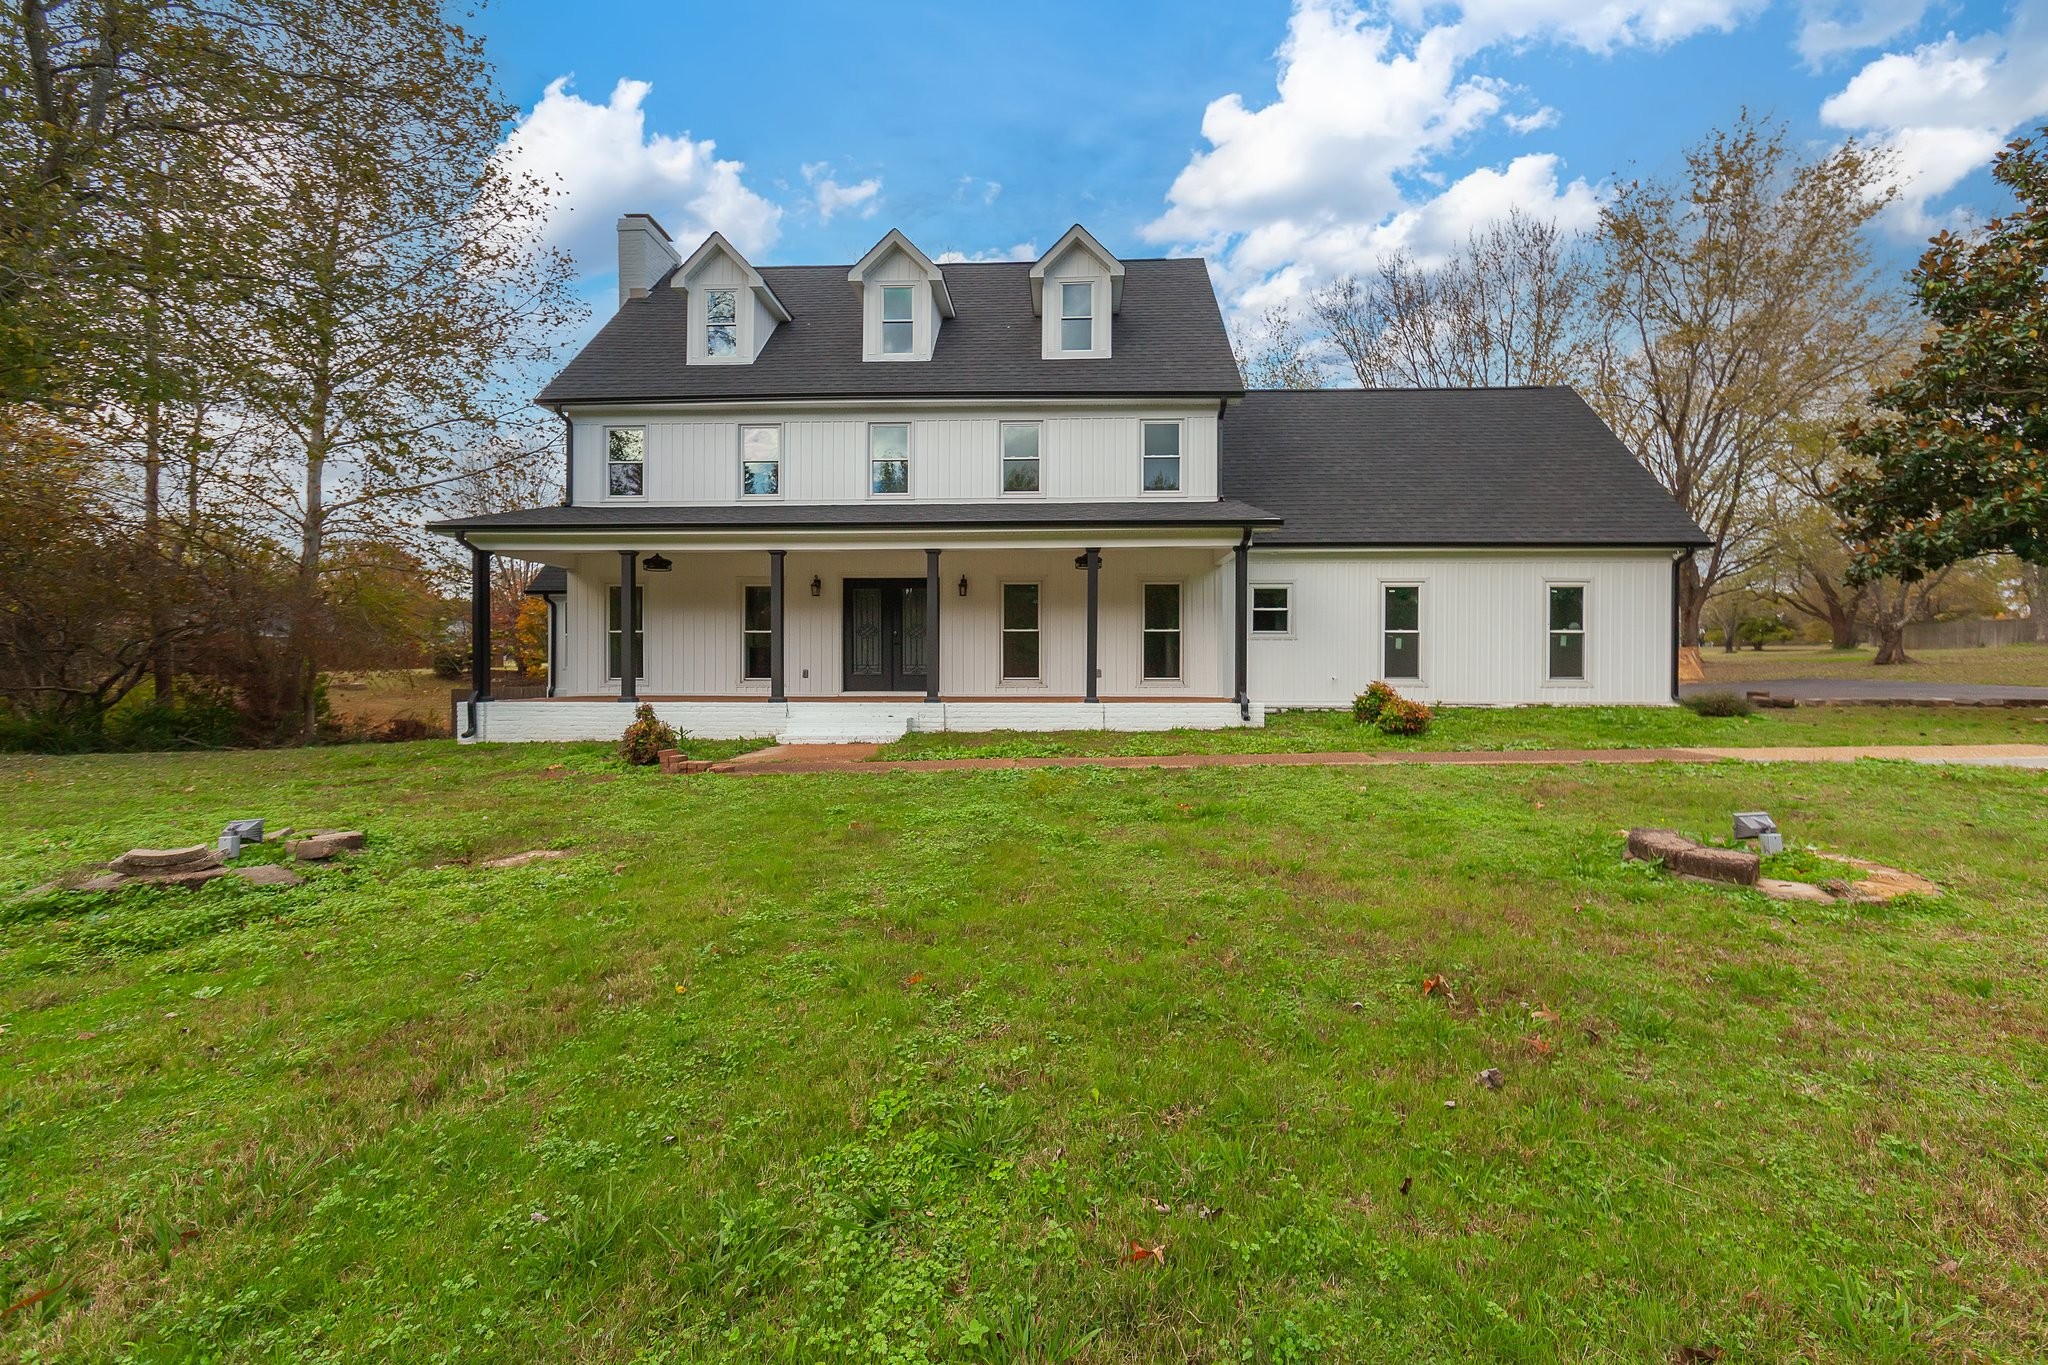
1124,1241,1165,1266
1677,1347,1722,1364
1936,1258,1961,1276
1524,1034,1554,1056
1422,974,1447,997
674,984,686,994
1477,1068,1504,1091
2,1277,69,1319
1149,1197,1171,1213
1398,1176,1412,1197
1531,1008,1560,1024
75,1031,96,1041
1444,1099,1458,1109
903,971,924,988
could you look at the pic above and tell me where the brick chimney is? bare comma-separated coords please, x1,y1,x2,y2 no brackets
616,214,681,308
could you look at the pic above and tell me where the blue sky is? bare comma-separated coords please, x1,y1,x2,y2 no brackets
482,0,2048,324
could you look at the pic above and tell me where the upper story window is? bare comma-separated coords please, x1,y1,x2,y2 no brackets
740,424,780,497
1059,282,1093,351
606,426,645,497
881,286,915,354
705,289,739,356
1141,421,1181,492
1001,422,1040,494
869,423,909,496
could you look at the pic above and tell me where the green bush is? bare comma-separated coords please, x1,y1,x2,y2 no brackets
0,682,243,753
1376,696,1434,736
1682,691,1755,718
619,702,678,765
1352,680,1400,725
430,646,468,680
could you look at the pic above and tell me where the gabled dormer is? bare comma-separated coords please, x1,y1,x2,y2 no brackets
1030,225,1124,361
848,229,954,362
672,231,790,365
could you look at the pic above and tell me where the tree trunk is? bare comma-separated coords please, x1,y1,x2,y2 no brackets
1825,601,1857,650
141,308,172,707
1871,582,1915,666
2021,563,2046,645
287,377,330,743
1677,557,1706,649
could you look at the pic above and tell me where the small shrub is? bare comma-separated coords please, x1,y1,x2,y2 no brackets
619,703,677,765
1352,680,1400,725
378,714,443,742
1376,696,1434,736
1683,691,1754,718
430,646,468,680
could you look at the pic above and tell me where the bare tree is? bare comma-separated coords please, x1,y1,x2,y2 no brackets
1587,112,1908,646
1309,210,1595,388
1231,304,1324,389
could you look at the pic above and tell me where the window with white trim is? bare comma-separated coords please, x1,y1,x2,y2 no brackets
1000,421,1040,493
740,424,780,497
1383,584,1420,679
881,286,914,354
1549,584,1586,680
607,585,644,681
869,423,909,495
1251,585,1290,634
742,585,772,680
606,427,645,497
705,288,738,356
1001,583,1040,680
1059,281,1093,351
1142,583,1181,680
1141,421,1181,492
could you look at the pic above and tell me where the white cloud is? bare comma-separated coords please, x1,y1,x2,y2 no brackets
955,175,1003,205
802,163,883,222
1146,0,1693,315
934,242,1040,263
1819,11,2048,234
1795,0,1931,64
496,76,781,277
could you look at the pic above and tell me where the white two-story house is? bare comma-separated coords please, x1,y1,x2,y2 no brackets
431,216,1707,743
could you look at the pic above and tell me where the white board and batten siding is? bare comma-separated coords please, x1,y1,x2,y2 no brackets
571,404,1219,506
1248,550,1676,708
550,547,1233,701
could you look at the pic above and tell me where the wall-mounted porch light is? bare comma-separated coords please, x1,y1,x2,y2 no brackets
641,553,673,573
809,575,822,597
957,574,968,597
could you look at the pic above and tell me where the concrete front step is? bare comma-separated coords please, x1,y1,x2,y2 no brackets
777,702,929,745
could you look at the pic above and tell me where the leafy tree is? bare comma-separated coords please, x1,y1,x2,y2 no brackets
1231,304,1324,389
1833,130,2048,654
1589,112,1907,647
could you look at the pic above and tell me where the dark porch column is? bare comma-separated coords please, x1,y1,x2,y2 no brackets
769,549,787,703
470,544,492,702
617,549,638,702
1234,530,1251,717
1082,547,1100,704
924,548,942,703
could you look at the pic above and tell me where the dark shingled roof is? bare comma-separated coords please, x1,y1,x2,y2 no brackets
536,258,1244,405
434,500,1279,534
525,566,566,595
1221,387,1709,548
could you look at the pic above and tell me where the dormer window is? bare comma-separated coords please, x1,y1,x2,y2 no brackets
881,287,914,354
705,289,739,356
1060,282,1093,351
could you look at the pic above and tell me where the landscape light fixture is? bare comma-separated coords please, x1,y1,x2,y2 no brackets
810,575,822,597
957,574,968,597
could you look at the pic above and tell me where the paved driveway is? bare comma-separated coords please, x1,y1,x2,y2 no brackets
1682,678,2048,704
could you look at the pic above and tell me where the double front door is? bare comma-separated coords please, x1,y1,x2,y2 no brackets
843,578,929,693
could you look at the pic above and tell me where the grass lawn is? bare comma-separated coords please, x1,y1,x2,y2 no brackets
3,744,2046,1361
875,702,2048,760
1699,643,2048,687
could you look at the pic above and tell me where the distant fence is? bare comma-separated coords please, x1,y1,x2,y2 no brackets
1903,618,2037,650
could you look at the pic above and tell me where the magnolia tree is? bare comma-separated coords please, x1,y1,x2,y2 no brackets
1834,131,2048,660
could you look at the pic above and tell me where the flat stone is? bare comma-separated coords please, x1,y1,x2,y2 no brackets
133,866,231,888
1755,876,1837,903
289,838,341,861
1625,828,1760,886
110,845,221,874
77,872,130,892
232,864,303,887
480,849,571,869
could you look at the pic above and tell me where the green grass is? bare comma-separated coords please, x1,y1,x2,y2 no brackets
3,743,2046,1361
874,703,2048,760
1700,642,2048,687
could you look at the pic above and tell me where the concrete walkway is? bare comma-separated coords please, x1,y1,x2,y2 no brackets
1682,678,2048,704
712,742,2048,776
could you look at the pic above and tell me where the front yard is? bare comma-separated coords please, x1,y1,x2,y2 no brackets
2,744,2044,1361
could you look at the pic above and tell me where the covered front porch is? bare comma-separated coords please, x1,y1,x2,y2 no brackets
447,515,1274,743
